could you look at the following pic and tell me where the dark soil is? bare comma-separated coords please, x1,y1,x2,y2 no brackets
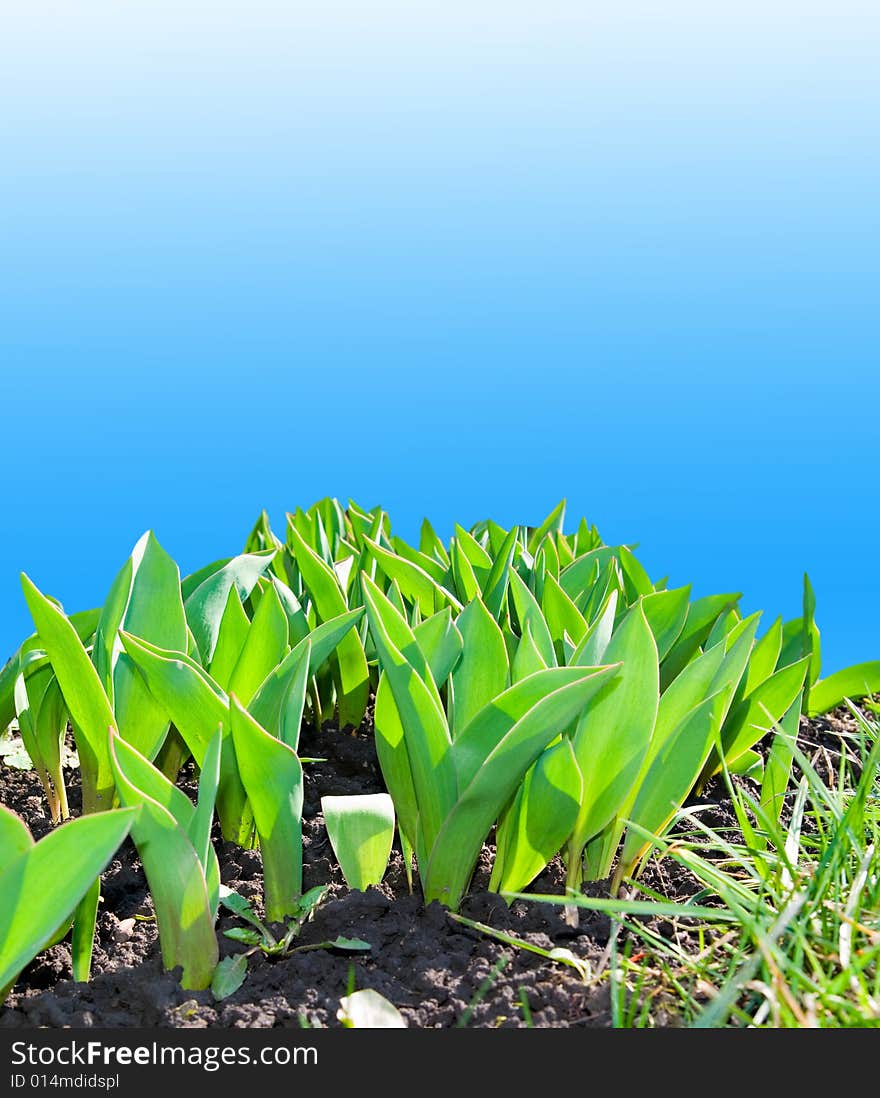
0,703,868,1029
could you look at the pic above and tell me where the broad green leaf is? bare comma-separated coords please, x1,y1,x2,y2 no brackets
559,546,619,604
570,589,618,667
541,573,587,657
744,616,783,696
119,633,250,845
450,599,509,737
0,807,135,996
508,569,556,667
426,664,619,909
373,675,422,861
207,587,251,690
642,586,690,662
109,735,218,989
511,623,548,683
390,537,448,584
228,580,289,705
419,518,451,567
14,667,68,821
0,608,100,735
338,988,407,1028
363,576,457,853
482,526,519,620
527,500,566,556
21,575,116,813
367,537,460,616
229,698,304,920
618,690,730,881
110,730,221,914
184,551,276,665
288,526,369,729
569,603,659,856
660,592,741,690
619,545,653,602
212,954,248,1000
248,611,363,738
717,656,810,771
120,633,227,764
94,532,188,761
413,609,463,689
322,793,395,891
491,738,583,895
807,662,880,716
451,539,481,603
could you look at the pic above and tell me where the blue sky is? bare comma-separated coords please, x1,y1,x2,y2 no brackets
1,1,877,673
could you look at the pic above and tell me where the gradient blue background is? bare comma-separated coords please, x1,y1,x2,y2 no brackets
1,1,877,673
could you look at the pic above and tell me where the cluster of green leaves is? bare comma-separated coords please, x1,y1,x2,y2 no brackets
0,497,876,999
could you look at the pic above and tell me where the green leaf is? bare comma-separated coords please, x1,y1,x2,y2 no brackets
450,599,509,738
373,676,422,861
482,526,519,620
744,616,783,695
184,551,277,665
21,575,116,813
660,593,741,690
642,586,691,663
248,610,365,740
0,608,100,736
508,570,556,668
511,623,548,683
617,690,731,881
717,656,810,770
450,539,481,603
321,794,396,891
0,806,135,996
94,532,188,761
211,954,248,1000
807,662,880,716
426,664,619,909
618,545,653,602
527,500,566,556
228,580,289,705
207,587,251,690
119,634,227,764
366,537,460,617
288,526,369,729
338,988,407,1028
363,575,457,854
541,573,587,658
491,738,583,895
229,697,304,921
569,602,659,862
412,609,463,689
